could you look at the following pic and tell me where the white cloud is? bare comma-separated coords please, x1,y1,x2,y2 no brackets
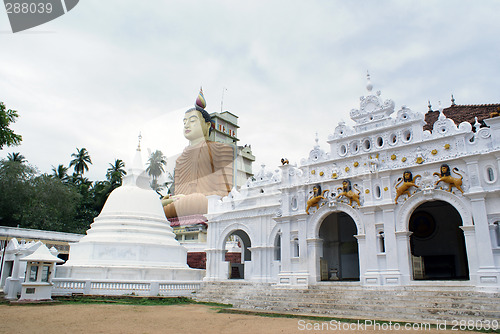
1,0,499,181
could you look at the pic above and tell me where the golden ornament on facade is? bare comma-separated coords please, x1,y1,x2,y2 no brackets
345,167,350,172
391,154,396,160
319,171,324,176
416,157,424,164
444,144,450,150
402,157,407,162
365,189,370,194
431,149,437,155
311,170,315,175
354,162,359,167
384,187,388,191
331,172,338,179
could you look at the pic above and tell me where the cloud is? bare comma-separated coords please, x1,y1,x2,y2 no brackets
1,0,499,182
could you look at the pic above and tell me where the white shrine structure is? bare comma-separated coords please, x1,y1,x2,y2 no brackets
52,147,204,296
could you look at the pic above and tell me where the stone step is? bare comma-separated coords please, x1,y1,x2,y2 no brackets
197,292,500,313
197,289,500,308
194,282,500,323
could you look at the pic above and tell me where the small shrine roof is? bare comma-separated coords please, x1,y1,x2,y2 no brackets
20,244,64,263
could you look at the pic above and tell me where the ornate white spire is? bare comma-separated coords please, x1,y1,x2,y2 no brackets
366,71,373,92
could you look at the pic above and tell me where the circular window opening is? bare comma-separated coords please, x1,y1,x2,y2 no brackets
351,141,359,154
363,139,371,150
339,144,347,156
390,133,397,144
403,130,412,142
376,137,384,148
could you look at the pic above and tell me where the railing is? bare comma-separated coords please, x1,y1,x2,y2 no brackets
52,278,202,297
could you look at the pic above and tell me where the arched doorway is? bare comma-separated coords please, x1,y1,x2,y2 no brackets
223,230,251,279
409,200,469,280
319,212,360,281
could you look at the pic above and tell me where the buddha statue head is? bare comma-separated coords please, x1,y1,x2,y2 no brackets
183,88,213,146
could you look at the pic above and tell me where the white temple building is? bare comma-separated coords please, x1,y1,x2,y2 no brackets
202,77,500,291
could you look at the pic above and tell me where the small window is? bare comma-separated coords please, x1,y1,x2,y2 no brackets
275,234,282,261
378,231,386,253
292,238,299,258
402,130,412,142
374,185,381,199
339,144,347,156
494,222,500,247
376,137,384,148
351,141,359,154
29,264,38,282
486,167,496,183
390,133,397,145
41,265,50,282
363,139,371,150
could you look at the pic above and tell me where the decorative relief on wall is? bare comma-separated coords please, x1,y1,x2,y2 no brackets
335,179,361,208
306,184,329,215
433,164,464,194
395,171,421,204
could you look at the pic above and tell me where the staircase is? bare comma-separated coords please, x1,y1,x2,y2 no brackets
194,281,500,323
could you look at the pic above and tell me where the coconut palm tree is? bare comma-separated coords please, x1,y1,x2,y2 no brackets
106,159,126,186
69,147,92,176
7,152,25,163
146,150,167,190
51,164,69,182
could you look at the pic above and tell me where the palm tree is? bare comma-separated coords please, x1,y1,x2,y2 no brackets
69,147,92,176
7,152,25,163
106,159,126,186
146,150,167,190
51,164,69,182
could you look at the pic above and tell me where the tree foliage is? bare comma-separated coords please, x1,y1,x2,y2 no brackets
70,147,92,176
0,102,22,150
146,150,166,191
0,151,128,234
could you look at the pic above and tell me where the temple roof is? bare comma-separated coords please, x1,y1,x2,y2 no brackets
424,104,500,131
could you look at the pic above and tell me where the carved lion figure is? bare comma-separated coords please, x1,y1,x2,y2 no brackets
335,179,361,207
434,164,464,193
395,171,421,204
306,184,329,215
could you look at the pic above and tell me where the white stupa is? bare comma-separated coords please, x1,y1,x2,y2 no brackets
56,145,204,282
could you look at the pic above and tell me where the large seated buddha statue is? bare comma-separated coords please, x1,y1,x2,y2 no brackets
162,89,234,218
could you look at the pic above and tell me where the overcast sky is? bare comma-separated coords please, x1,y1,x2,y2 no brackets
1,1,499,181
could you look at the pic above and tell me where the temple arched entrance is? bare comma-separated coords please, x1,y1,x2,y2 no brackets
409,200,469,280
319,212,360,281
223,229,251,279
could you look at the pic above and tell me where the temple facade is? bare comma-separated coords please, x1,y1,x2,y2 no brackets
203,79,500,291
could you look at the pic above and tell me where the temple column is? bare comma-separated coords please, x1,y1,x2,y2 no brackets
306,238,323,283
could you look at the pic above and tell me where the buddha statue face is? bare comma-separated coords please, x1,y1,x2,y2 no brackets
183,109,211,145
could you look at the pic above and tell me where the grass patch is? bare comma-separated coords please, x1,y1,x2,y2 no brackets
55,295,194,306
51,295,232,308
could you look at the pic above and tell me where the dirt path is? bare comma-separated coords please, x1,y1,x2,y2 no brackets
0,303,483,334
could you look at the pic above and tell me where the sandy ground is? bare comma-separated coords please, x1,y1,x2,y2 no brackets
0,303,485,334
